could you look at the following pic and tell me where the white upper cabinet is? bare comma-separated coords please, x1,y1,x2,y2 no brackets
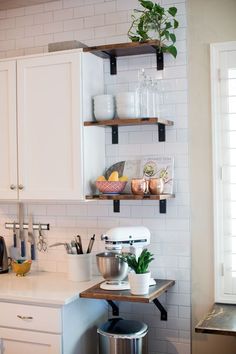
0,61,18,199
0,50,105,201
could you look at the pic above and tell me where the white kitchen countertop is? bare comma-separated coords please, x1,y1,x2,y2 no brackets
0,271,101,306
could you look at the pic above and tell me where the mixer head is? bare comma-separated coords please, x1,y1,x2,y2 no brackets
101,226,151,256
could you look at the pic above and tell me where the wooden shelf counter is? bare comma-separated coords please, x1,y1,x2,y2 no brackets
195,303,236,336
80,279,175,321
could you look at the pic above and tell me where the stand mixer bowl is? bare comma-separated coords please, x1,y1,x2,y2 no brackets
96,252,128,281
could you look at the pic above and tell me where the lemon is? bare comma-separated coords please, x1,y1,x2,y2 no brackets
96,175,106,181
119,175,128,182
108,171,119,181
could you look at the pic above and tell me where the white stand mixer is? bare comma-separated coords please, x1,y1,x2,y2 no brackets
97,226,156,290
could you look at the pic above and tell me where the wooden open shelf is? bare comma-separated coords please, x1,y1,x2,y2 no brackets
83,40,161,59
80,279,175,321
80,279,174,303
84,117,173,127
86,193,174,201
83,40,162,74
86,194,175,214
84,118,174,144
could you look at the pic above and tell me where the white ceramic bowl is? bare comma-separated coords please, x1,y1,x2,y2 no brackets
94,108,115,120
94,94,114,102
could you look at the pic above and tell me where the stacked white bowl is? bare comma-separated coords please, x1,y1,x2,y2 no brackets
93,94,115,120
116,92,140,119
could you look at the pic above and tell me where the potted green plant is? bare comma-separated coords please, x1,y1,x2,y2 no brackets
128,0,179,70
118,249,154,295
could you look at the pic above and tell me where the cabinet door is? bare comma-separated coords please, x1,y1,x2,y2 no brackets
0,328,61,354
17,52,83,200
0,61,18,199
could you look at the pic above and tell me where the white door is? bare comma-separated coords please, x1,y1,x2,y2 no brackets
0,61,18,199
17,52,84,200
0,328,61,354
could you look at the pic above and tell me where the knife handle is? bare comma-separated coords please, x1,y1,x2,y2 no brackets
21,240,25,257
31,244,35,260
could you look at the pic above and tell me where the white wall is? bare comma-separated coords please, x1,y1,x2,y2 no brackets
0,1,190,353
188,0,236,353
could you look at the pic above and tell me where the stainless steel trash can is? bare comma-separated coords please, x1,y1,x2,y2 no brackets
97,318,148,354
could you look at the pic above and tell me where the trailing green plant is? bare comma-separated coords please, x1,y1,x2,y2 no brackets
128,0,179,58
118,249,154,274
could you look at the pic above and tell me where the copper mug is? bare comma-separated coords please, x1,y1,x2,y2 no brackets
131,178,149,195
149,178,164,195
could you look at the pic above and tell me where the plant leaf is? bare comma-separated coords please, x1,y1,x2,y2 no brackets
154,3,165,15
129,35,141,42
169,33,176,43
168,6,177,17
165,21,172,30
166,45,177,58
174,19,179,29
139,0,154,10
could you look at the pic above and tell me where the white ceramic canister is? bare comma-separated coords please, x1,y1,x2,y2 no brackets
67,253,92,282
116,92,140,119
93,94,115,120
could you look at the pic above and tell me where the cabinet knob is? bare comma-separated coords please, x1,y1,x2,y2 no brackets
10,184,16,190
17,315,33,320
18,184,24,190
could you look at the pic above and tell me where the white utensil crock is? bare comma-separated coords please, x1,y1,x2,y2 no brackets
67,253,92,282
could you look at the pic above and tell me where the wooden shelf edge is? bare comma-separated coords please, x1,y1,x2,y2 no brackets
84,117,174,127
83,40,161,59
85,194,175,201
80,279,175,304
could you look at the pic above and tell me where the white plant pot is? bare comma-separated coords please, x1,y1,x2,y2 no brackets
128,271,151,295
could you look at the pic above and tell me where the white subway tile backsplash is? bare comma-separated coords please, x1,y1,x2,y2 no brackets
84,14,105,28
95,1,116,15
0,18,15,30
34,12,53,25
53,8,73,21
105,10,127,25
74,5,94,18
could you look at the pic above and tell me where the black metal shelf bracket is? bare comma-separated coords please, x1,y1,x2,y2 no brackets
113,200,120,213
158,123,166,142
110,55,117,75
156,50,164,71
107,300,119,316
159,200,166,214
153,298,168,321
111,125,119,144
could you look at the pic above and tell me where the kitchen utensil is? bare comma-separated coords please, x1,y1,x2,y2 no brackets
0,236,9,274
148,177,164,194
28,215,35,260
87,234,95,253
96,252,128,281
49,242,72,254
76,235,83,254
13,222,17,248
18,203,25,258
11,259,32,276
37,224,47,252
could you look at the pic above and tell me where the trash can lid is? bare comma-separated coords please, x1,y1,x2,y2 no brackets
97,318,148,339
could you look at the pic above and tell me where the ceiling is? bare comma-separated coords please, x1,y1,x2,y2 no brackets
0,0,57,10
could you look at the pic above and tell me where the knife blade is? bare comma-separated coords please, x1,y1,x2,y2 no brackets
28,215,35,260
18,203,25,257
